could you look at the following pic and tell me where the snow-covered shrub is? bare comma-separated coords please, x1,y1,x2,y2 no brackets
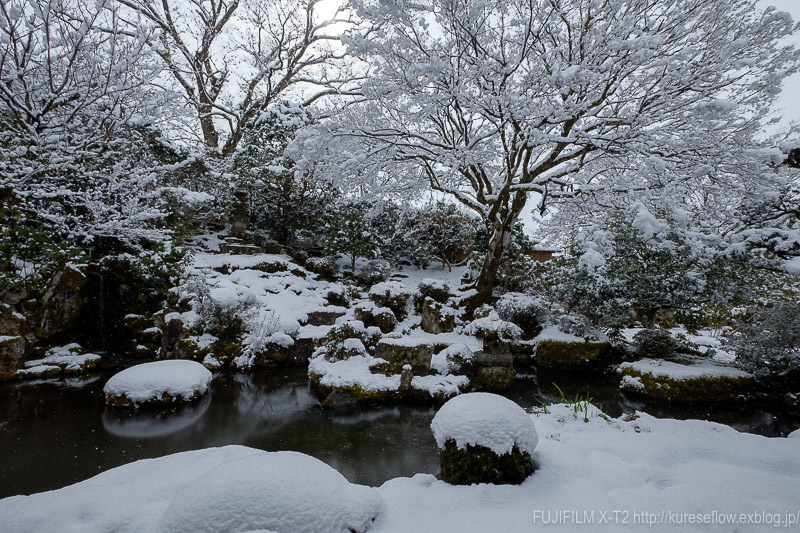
557,314,591,338
418,278,451,303
725,302,800,379
0,204,86,295
466,306,523,340
430,344,474,375
496,292,546,340
431,393,537,485
229,107,338,244
305,256,340,279
326,204,379,272
632,328,678,359
157,451,383,533
239,310,289,360
185,277,250,344
316,323,367,362
358,259,391,286
404,202,478,270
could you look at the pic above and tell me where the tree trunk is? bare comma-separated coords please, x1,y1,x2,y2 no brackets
470,221,513,309
198,102,219,152
467,191,528,312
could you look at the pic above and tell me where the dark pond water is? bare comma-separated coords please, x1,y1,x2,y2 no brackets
1,368,798,499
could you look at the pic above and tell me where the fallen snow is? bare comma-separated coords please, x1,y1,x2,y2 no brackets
18,344,101,375
309,354,401,391
411,374,470,397
430,344,474,375
534,325,587,343
619,358,751,380
104,360,213,406
431,393,539,455
781,256,800,275
157,451,383,533
0,446,382,533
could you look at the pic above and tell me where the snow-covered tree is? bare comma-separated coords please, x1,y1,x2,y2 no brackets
308,0,799,307
0,0,176,247
326,203,379,271
115,0,362,156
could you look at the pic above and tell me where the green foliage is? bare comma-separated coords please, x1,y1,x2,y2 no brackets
437,440,534,485
632,328,678,359
125,246,191,298
230,106,338,244
0,207,86,294
551,383,605,423
725,301,800,378
406,202,477,270
326,204,379,271
321,324,364,361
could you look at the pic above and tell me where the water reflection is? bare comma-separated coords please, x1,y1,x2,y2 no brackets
1,367,798,499
102,394,211,438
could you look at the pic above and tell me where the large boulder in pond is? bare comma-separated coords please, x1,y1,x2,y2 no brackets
431,392,537,485
104,360,213,408
618,358,754,403
157,451,384,533
534,327,610,370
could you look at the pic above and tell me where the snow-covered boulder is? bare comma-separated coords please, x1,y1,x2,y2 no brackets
618,358,754,403
534,327,611,370
431,393,537,485
104,360,213,408
368,281,416,320
157,451,383,533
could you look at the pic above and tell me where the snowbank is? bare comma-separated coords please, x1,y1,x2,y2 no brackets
158,451,383,533
431,393,539,455
0,446,382,533
104,360,213,407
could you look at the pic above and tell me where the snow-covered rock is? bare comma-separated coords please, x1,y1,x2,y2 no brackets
431,393,538,455
618,358,754,402
104,360,213,408
157,450,383,533
430,344,474,375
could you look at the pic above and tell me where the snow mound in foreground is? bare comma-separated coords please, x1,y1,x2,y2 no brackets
157,451,383,533
431,392,538,455
104,360,212,405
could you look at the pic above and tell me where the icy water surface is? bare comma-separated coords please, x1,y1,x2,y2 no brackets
1,368,798,499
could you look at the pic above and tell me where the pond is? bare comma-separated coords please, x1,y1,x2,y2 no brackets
1,368,798,499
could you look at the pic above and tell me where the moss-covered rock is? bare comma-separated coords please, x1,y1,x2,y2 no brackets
420,298,456,334
468,366,516,391
40,266,86,342
306,309,346,327
438,440,534,485
355,305,396,334
249,342,295,368
0,335,27,379
417,279,451,304
535,339,611,370
0,303,27,337
618,360,754,403
309,372,401,409
368,282,415,320
375,339,435,374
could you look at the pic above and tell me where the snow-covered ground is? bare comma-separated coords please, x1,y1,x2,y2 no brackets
2,405,798,533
